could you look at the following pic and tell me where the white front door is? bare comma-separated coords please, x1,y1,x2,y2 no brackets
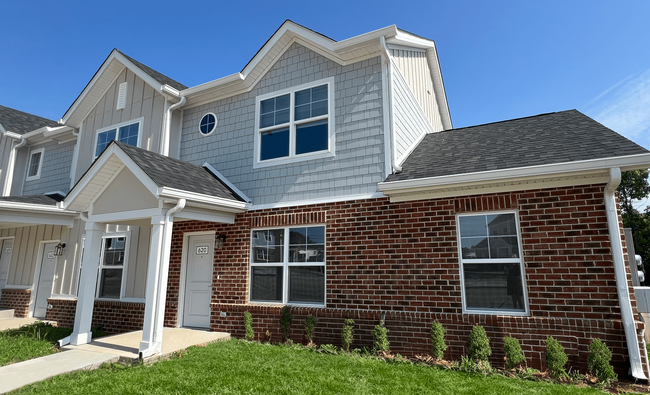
183,235,214,328
0,239,13,301
34,242,58,318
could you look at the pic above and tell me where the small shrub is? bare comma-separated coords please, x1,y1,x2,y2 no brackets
588,339,617,383
341,319,355,351
430,321,447,359
503,336,526,369
459,355,492,374
545,336,568,378
280,306,292,342
468,326,491,363
372,324,390,352
320,344,338,354
304,315,316,345
244,311,254,341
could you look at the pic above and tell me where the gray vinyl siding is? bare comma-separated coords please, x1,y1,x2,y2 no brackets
22,140,75,195
392,63,437,161
74,69,166,184
180,43,385,206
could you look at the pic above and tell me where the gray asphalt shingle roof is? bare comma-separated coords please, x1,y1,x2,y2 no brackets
117,51,187,91
113,141,244,202
385,110,649,182
0,194,63,205
0,105,59,135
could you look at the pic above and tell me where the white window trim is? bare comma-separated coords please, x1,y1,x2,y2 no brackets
455,211,530,316
253,77,336,169
199,112,218,136
95,231,130,300
249,225,327,307
93,117,144,159
25,147,44,181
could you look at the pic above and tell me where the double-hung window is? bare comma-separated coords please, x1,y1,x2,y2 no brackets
96,234,128,299
457,212,528,315
94,118,142,157
25,148,44,181
250,226,326,305
254,78,335,168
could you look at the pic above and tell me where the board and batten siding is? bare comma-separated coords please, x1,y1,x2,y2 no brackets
102,224,149,299
22,139,75,195
390,48,443,131
74,68,166,184
180,43,386,206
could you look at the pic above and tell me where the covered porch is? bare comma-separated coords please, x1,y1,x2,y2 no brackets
58,141,249,358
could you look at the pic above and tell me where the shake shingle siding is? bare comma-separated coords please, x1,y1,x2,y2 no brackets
180,43,385,206
22,140,75,195
386,110,650,182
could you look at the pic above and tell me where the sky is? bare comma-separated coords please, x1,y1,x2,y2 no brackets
1,1,649,199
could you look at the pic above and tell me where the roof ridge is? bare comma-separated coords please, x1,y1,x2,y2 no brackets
442,110,576,133
116,50,188,90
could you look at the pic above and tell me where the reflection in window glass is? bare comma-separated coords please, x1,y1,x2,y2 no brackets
296,120,328,155
27,152,42,177
251,266,283,302
260,128,289,160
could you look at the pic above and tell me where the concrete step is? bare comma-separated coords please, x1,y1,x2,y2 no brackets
0,309,15,319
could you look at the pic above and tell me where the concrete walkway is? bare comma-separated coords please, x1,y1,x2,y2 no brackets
0,328,229,393
0,317,56,331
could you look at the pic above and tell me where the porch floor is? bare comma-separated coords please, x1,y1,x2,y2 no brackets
0,327,230,394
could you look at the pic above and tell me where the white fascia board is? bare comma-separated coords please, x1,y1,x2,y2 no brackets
175,207,236,224
0,201,76,214
180,73,244,98
1,130,22,140
334,25,398,51
202,162,252,203
385,31,435,50
158,187,249,212
42,126,74,138
89,208,163,224
379,153,650,195
425,45,452,130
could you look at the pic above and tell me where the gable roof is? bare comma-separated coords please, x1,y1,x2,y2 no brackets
386,110,649,182
379,110,650,201
0,105,59,135
61,49,186,127
114,141,244,202
117,50,187,91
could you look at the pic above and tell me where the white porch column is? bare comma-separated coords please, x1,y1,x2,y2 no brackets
139,214,165,355
70,221,103,345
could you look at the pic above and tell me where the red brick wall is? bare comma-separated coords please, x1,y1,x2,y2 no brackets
165,184,647,377
0,288,31,317
46,298,150,334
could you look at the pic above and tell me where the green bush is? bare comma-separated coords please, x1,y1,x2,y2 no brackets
430,321,447,359
280,306,292,342
304,315,316,345
503,336,526,369
588,339,617,383
341,319,355,351
545,336,568,378
468,326,491,363
244,311,254,341
372,324,390,352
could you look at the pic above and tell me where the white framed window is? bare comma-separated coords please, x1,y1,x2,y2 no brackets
25,148,44,181
456,212,528,316
96,233,129,299
94,118,143,158
253,77,335,168
199,113,217,136
250,225,326,306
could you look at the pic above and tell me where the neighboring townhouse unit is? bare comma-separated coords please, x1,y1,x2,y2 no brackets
1,20,650,378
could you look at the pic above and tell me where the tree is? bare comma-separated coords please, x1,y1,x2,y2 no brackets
617,169,650,279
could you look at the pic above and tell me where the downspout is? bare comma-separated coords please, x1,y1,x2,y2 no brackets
69,127,81,190
379,36,402,174
1,132,26,196
160,97,186,157
139,198,185,359
605,167,647,379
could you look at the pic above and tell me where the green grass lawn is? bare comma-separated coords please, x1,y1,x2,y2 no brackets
11,339,604,395
0,322,72,367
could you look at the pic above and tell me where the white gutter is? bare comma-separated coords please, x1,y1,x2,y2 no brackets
139,198,185,359
160,96,186,157
1,132,26,196
379,36,401,174
604,167,646,379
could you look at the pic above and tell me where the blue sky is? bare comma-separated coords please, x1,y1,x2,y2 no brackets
1,1,649,163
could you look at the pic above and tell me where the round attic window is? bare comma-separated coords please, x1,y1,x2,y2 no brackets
199,113,217,136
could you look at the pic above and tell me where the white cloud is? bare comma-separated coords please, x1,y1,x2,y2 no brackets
583,68,650,149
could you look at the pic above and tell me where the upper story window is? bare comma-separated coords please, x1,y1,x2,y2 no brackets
25,148,44,181
456,212,528,316
199,113,217,136
254,77,335,168
94,118,143,158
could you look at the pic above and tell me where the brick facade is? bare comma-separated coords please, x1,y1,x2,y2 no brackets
163,183,646,377
0,288,31,317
